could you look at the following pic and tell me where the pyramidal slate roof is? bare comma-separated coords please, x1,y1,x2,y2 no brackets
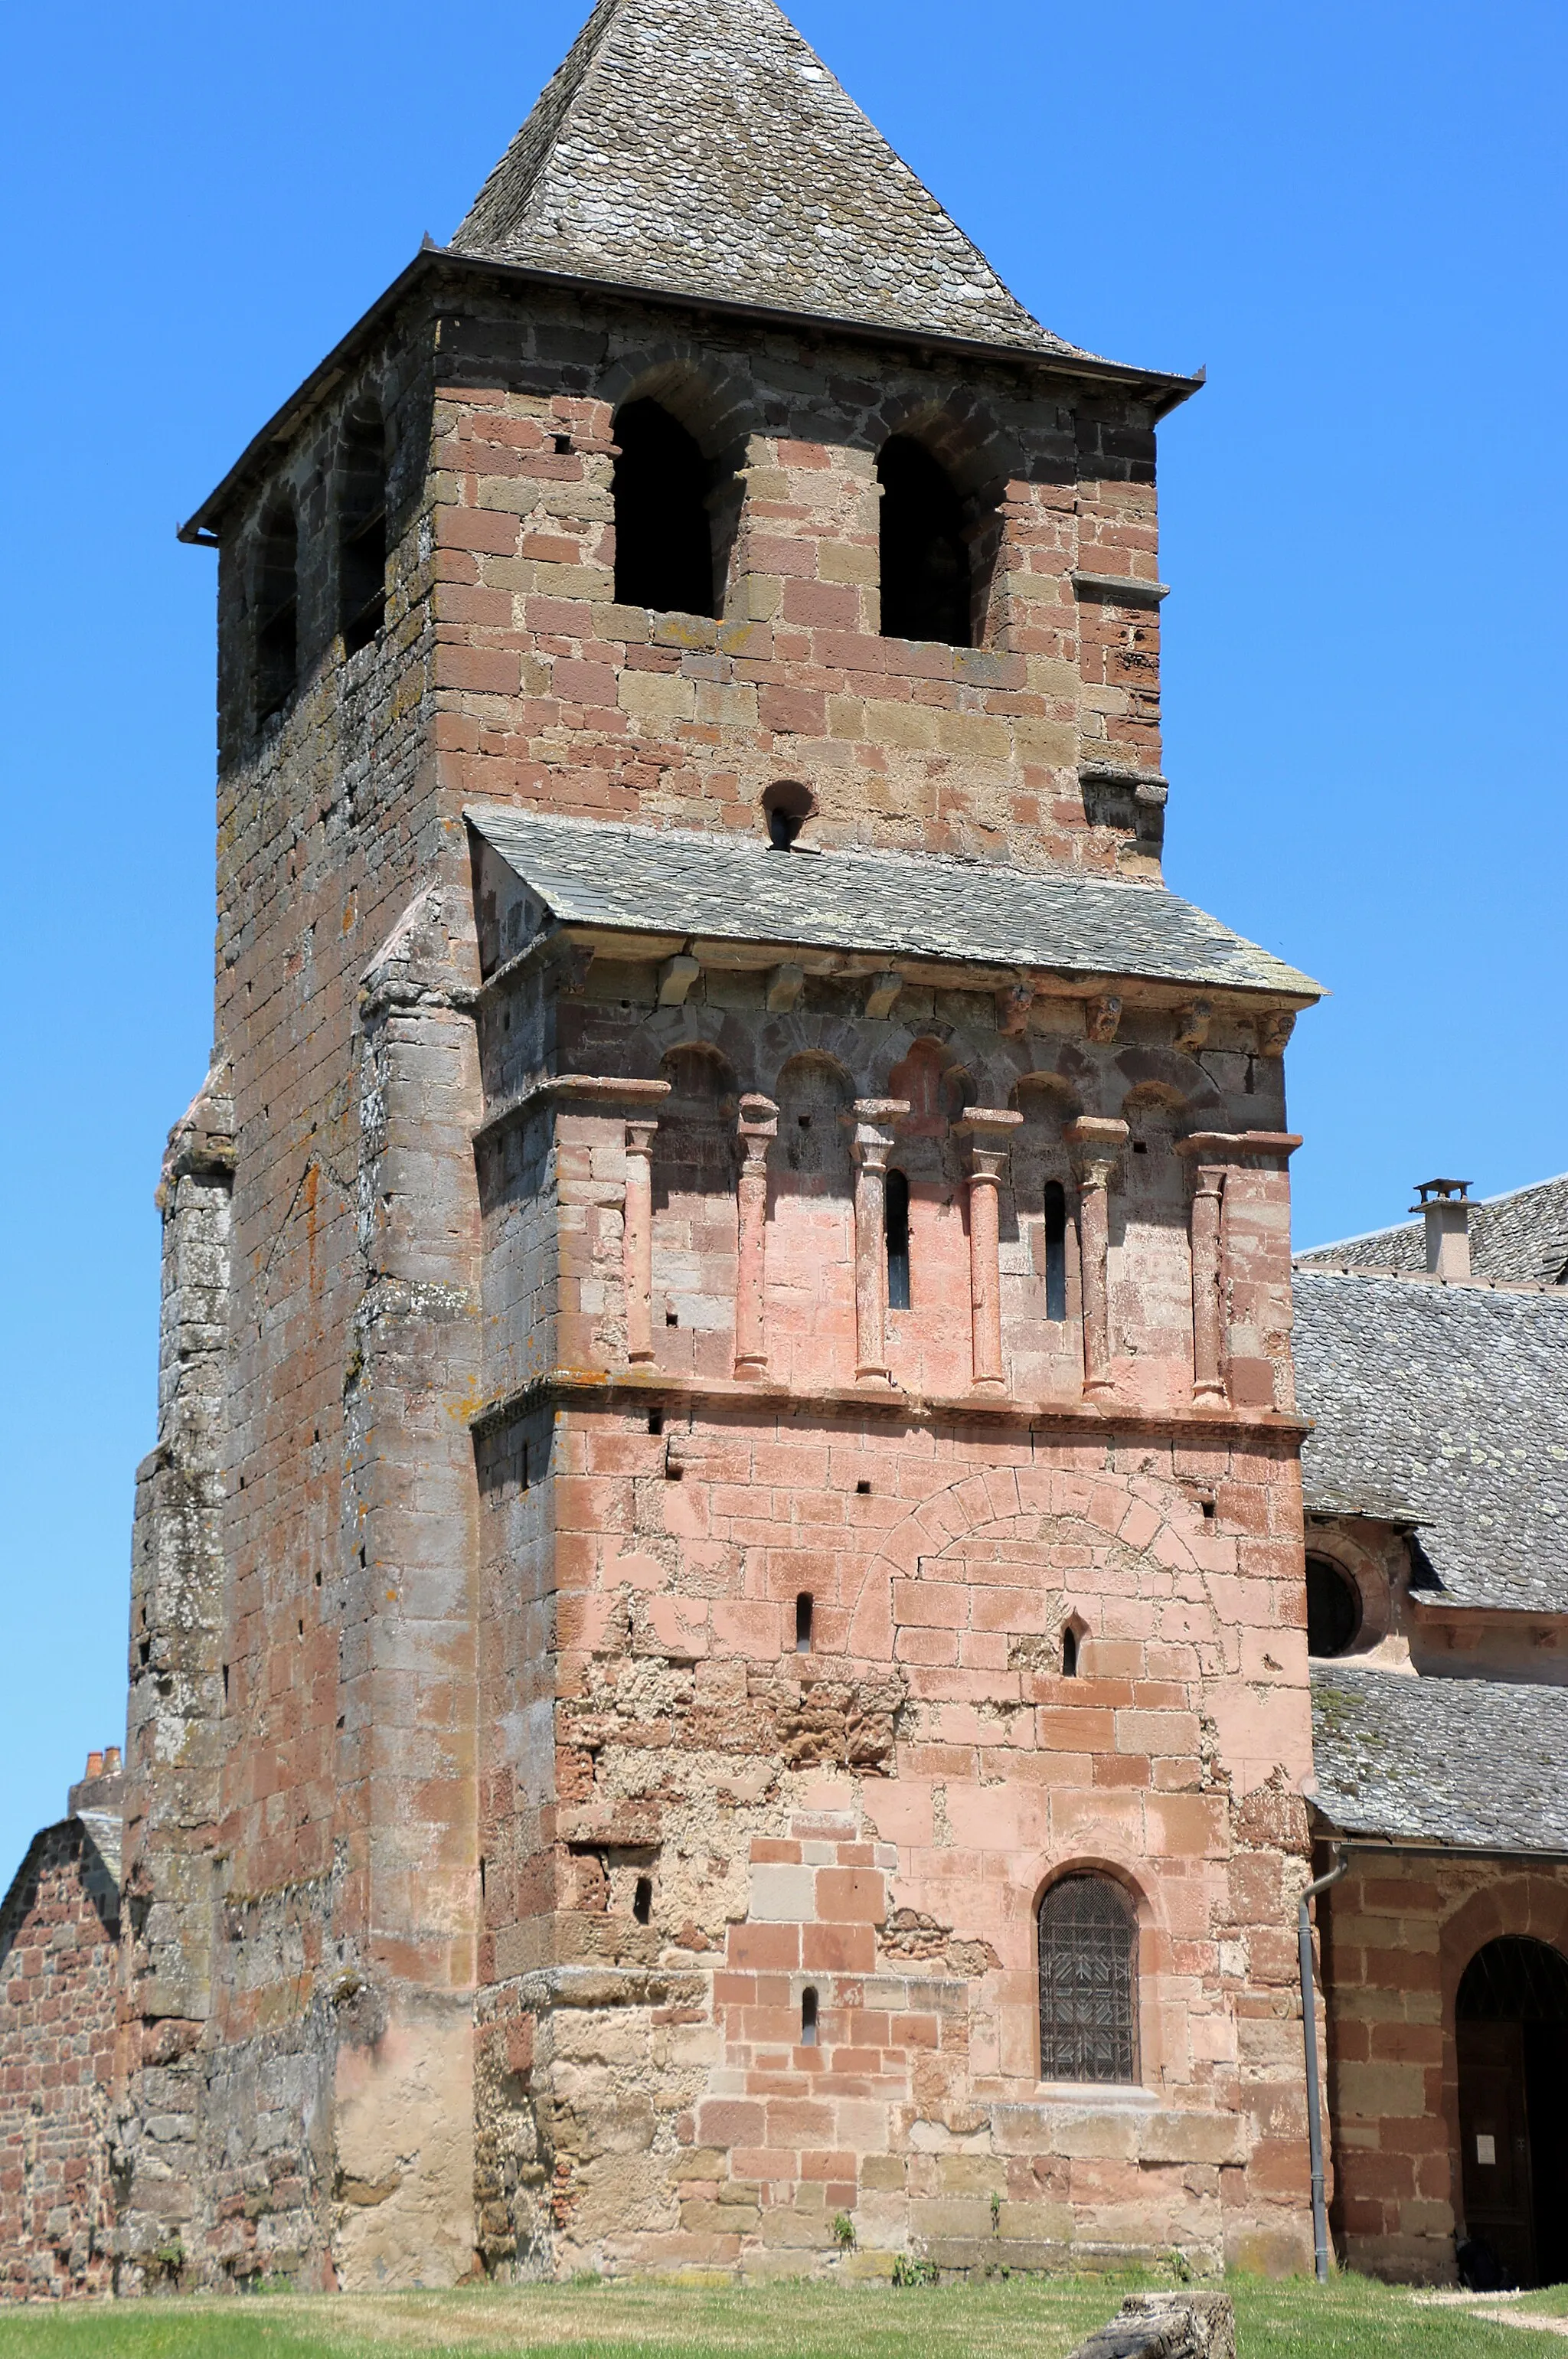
451,0,1082,356
1295,1171,1568,1288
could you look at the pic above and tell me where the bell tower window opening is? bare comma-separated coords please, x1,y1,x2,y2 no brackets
1044,1180,1069,1321
338,402,387,655
612,397,717,618
255,502,299,724
1037,1873,1138,2084
1306,1556,1360,1658
886,1168,911,1311
877,435,972,648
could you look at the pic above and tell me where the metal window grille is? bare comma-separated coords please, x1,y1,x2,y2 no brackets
1457,1936,1568,2023
1037,1874,1138,2083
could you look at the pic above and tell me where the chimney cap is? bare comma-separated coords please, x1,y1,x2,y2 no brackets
1411,1178,1472,1207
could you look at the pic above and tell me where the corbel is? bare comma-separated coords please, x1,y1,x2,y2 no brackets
865,972,903,1021
658,953,701,1008
997,980,1036,1039
1086,993,1123,1045
1254,1009,1296,1057
766,962,805,1013
1174,1000,1212,1054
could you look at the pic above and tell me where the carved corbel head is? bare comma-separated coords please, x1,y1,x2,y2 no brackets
1174,1000,1212,1054
1255,1008,1296,1057
1086,993,1123,1045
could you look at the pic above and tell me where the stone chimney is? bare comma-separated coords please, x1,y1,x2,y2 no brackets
68,1743,126,1818
1412,1178,1473,1280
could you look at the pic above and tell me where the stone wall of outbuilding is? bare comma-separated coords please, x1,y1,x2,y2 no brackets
0,1824,120,2299
1321,1849,1568,2283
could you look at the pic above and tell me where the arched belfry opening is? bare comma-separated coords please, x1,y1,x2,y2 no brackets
612,398,718,618
877,434,972,647
338,400,387,654
255,502,299,725
1456,1936,1568,2288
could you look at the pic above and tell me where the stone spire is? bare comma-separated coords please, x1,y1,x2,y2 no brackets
451,0,1086,355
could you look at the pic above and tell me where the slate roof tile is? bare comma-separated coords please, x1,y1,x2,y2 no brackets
466,803,1321,998
452,0,1083,355
1311,1665,1568,1854
1293,1270,1568,1613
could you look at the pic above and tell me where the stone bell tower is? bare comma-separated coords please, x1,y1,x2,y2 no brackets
113,0,1323,2292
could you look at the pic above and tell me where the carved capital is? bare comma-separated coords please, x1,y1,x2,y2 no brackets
845,1098,910,1169
1065,1116,1129,1191
736,1093,779,1168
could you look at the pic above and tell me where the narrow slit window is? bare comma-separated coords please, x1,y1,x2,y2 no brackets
801,1987,819,2047
1061,1626,1079,1678
1044,1180,1069,1322
633,1876,653,1926
612,398,716,617
338,402,387,654
795,1593,814,1655
877,435,972,648
1037,1874,1138,2084
256,502,299,724
886,1168,911,1312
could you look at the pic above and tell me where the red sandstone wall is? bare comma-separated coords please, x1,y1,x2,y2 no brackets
0,1825,119,2300
1324,1854,1568,2284
118,266,1306,2289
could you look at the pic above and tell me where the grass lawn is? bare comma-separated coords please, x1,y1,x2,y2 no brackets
1,2274,1566,2359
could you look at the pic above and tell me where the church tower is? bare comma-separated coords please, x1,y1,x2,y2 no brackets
119,0,1322,2289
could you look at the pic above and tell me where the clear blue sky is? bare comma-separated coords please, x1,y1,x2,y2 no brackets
1,0,1563,1881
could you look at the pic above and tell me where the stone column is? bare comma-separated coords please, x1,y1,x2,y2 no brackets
623,1119,658,1365
1188,1158,1229,1403
845,1099,910,1383
1066,1117,1129,1397
1178,1129,1302,1411
959,1110,1024,1391
734,1094,779,1377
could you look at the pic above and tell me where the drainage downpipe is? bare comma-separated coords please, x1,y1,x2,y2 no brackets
1300,1844,1348,2283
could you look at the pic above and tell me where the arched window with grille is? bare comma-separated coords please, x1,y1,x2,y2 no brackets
1037,1873,1138,2083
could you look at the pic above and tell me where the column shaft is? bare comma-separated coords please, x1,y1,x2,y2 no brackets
623,1119,658,1364
734,1095,778,1377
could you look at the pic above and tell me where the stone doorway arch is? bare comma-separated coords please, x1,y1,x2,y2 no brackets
1455,1936,1568,2289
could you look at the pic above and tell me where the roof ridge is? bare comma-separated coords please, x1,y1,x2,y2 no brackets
449,0,1083,355
453,0,623,260
1298,1168,1568,1263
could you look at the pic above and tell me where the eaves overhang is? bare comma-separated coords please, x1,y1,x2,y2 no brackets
178,245,1205,547
467,802,1323,1008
